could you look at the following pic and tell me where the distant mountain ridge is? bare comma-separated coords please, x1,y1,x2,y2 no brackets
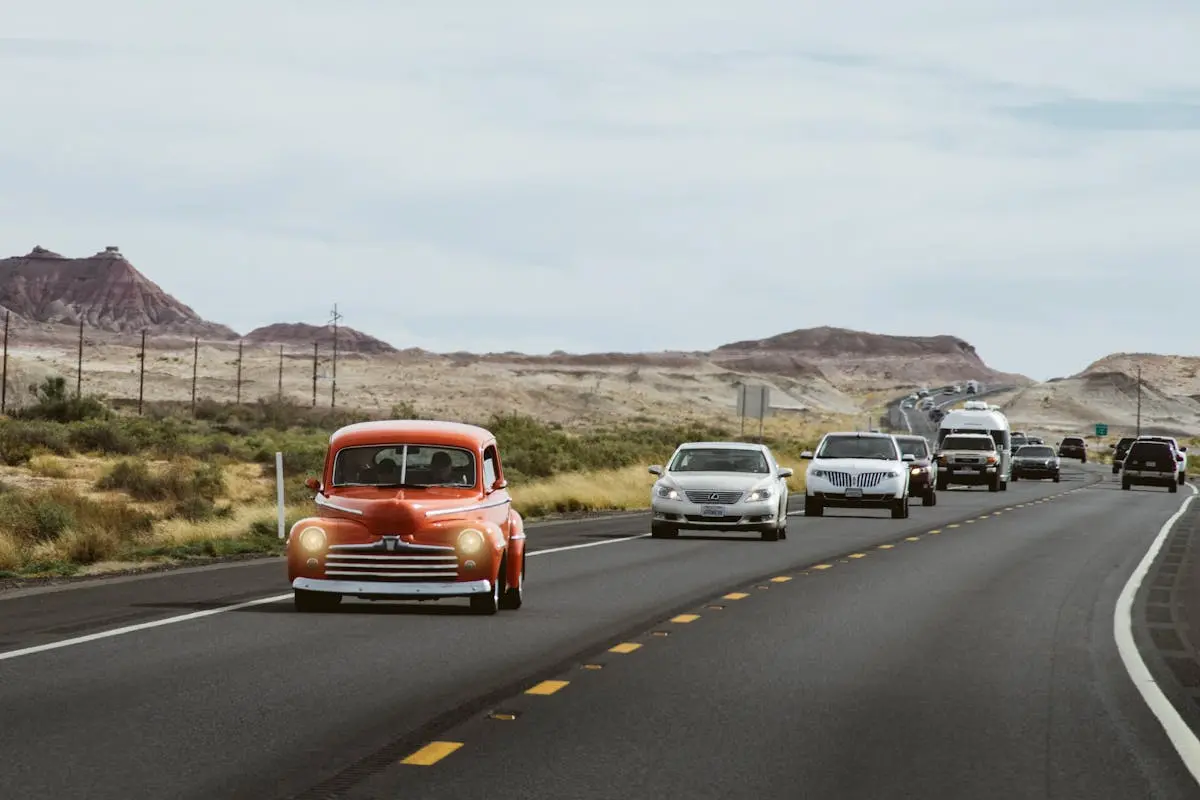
243,322,398,355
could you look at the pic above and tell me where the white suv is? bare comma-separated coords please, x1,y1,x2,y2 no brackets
1136,436,1188,485
648,442,793,541
801,431,913,519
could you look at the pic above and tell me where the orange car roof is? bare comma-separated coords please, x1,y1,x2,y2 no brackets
329,420,495,450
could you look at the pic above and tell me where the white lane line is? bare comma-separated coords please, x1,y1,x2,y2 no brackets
1114,482,1200,786
0,531,661,662
0,593,293,663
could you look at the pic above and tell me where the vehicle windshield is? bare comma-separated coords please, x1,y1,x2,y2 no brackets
942,435,996,451
331,444,477,488
1062,438,1084,445
668,448,769,473
1017,446,1055,458
816,436,899,460
897,438,928,458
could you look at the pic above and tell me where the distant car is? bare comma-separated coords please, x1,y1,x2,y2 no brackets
288,419,526,615
1011,444,1060,482
801,431,914,519
951,384,963,393
1058,436,1087,462
1135,436,1187,485
1009,433,1029,453
895,434,937,506
1110,436,1137,475
917,388,930,397
648,442,792,541
1122,440,1179,493
1027,436,1044,445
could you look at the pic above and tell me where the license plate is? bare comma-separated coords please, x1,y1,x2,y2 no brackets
700,505,725,517
1146,461,1156,467
845,487,863,498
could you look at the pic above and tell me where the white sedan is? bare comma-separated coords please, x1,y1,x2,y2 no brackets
801,431,914,519
648,441,793,541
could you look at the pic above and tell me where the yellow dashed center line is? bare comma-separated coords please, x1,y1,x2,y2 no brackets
905,536,920,541
947,523,960,528
928,529,941,534
812,564,833,570
402,741,463,766
671,614,700,623
724,592,749,600
965,520,975,524
609,642,642,654
770,576,792,582
847,553,866,559
526,680,569,696
877,544,894,549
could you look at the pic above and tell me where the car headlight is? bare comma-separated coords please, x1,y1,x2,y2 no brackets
298,526,326,552
910,466,922,474
809,469,828,479
744,486,774,502
884,471,900,479
656,485,679,500
457,528,485,555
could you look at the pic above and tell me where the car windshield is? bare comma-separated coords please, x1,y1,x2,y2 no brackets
816,436,899,460
1063,438,1084,445
897,439,928,458
1017,446,1055,458
942,435,995,451
668,448,769,473
331,444,477,487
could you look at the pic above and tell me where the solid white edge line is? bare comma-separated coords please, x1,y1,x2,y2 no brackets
527,533,650,556
1114,482,1200,786
0,593,294,662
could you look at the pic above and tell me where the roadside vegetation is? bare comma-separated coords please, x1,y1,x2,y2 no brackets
0,377,853,580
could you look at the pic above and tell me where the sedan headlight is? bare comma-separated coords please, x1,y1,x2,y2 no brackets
656,485,679,500
744,486,775,502
883,470,901,479
809,468,829,479
298,526,326,552
457,528,485,555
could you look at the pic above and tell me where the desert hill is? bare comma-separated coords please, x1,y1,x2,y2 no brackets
0,246,238,340
243,323,399,355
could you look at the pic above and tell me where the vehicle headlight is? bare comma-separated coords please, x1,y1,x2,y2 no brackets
656,485,679,500
910,466,922,474
884,471,900,479
298,526,326,552
744,486,774,502
809,469,828,479
457,528,485,555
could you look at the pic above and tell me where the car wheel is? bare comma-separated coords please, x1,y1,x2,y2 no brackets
470,569,503,615
1112,465,1119,475
1011,472,1019,482
936,474,948,491
804,495,823,517
891,495,909,519
294,589,341,613
1053,473,1060,483
988,474,1000,492
1179,472,1186,485
650,521,677,538
1169,481,1178,494
1122,477,1131,490
922,487,936,506
500,554,524,610
761,524,780,542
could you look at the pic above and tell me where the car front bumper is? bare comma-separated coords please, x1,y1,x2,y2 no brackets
650,497,780,529
1014,462,1059,476
292,577,492,599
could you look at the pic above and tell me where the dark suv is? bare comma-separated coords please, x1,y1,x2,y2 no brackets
1058,436,1087,462
895,434,937,506
1110,437,1137,475
1121,441,1178,492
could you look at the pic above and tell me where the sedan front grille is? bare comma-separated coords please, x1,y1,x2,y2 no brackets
684,490,743,504
821,471,889,489
324,541,458,582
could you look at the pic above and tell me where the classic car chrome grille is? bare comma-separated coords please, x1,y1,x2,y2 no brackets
684,490,743,504
822,472,888,489
324,541,458,582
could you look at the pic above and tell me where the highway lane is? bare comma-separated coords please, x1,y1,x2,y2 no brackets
0,470,1091,800
364,470,1200,800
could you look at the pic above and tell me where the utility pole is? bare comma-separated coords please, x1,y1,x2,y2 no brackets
1136,363,1142,436
1,310,9,415
76,317,84,398
235,339,244,405
328,303,343,408
191,336,199,416
137,329,146,415
277,344,284,400
311,341,318,407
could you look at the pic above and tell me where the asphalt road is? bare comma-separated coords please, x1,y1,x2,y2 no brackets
2,462,1198,799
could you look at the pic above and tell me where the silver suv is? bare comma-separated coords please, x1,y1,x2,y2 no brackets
936,433,1005,492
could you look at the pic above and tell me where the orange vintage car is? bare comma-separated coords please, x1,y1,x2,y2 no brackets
286,420,526,615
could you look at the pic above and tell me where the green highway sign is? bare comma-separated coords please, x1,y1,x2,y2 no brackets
1095,423,1108,436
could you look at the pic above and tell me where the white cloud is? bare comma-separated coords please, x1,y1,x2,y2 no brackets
1,1,1199,380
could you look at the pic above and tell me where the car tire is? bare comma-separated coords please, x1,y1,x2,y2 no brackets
761,524,780,542
1170,482,1178,494
1053,473,1060,483
804,495,824,517
499,555,524,610
1122,477,1132,490
294,589,341,613
936,474,948,491
988,474,1000,492
1112,465,1119,475
1011,472,1019,482
470,571,502,614
922,488,936,507
650,522,678,538
891,495,909,519
1180,472,1186,486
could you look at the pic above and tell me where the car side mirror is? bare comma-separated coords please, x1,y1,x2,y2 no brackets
777,467,794,478
648,465,663,476
492,477,508,491
800,451,814,459
305,477,321,492
902,454,915,462
1181,446,1188,453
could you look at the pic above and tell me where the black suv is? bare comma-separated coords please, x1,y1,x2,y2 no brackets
1110,437,1137,475
1121,441,1178,492
1058,436,1087,462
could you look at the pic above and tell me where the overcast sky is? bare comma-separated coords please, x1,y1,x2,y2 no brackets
2,1,1197,380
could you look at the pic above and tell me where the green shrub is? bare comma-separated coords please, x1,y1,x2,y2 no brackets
96,458,226,503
